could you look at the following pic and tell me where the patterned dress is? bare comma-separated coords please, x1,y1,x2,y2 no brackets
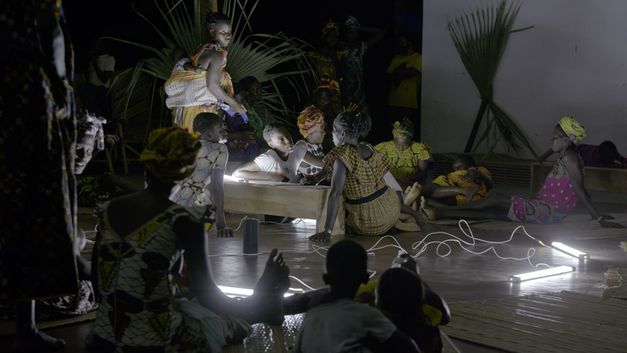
169,140,228,211
92,203,249,352
296,140,324,176
432,167,492,205
325,144,400,235
341,41,368,108
374,141,431,189
170,44,235,131
0,0,79,301
508,158,577,224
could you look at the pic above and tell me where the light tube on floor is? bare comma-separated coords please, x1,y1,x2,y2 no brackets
551,242,590,260
224,175,245,182
509,265,575,283
218,285,300,298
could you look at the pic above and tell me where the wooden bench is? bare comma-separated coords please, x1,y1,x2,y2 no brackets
530,162,627,195
223,180,345,235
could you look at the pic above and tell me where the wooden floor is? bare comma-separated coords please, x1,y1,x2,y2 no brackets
2,185,626,352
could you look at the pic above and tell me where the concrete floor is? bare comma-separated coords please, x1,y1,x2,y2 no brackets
2,185,626,352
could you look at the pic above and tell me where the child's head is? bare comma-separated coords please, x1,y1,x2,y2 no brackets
75,113,106,174
263,123,294,154
392,117,414,145
235,76,262,105
552,116,586,152
297,111,326,144
206,11,232,48
376,267,425,318
193,112,227,143
323,240,369,296
599,140,620,163
452,155,476,171
313,77,340,111
170,47,187,64
332,111,371,146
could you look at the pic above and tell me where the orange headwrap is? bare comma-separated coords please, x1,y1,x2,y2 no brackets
297,105,326,138
317,77,340,93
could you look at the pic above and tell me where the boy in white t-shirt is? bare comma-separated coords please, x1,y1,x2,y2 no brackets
233,123,323,182
293,240,420,353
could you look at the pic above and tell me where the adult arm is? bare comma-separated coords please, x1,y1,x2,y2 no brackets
360,26,386,48
232,160,285,182
416,159,434,183
196,50,245,114
537,149,554,163
294,140,324,169
563,150,624,228
309,159,347,241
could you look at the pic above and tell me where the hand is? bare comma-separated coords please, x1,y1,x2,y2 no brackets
232,102,246,115
308,231,331,242
105,134,120,146
217,226,234,237
599,219,625,228
342,103,359,113
461,169,482,183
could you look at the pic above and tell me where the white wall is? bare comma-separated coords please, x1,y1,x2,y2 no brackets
422,0,627,158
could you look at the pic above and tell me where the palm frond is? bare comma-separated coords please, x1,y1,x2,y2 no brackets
448,1,536,157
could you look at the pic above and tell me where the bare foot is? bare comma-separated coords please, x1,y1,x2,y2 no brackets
12,331,65,353
461,186,479,203
254,249,290,295
404,182,422,207
411,200,418,211
420,196,438,221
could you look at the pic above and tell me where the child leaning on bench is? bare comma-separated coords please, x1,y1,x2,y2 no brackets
232,123,324,182
169,112,233,237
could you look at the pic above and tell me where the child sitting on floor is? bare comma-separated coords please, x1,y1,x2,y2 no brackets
422,155,493,207
232,123,323,182
293,240,420,353
376,254,450,353
169,112,233,237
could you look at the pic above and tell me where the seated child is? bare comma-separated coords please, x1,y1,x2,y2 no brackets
293,240,420,353
376,254,450,353
296,105,327,182
169,112,233,237
422,155,492,207
232,123,323,182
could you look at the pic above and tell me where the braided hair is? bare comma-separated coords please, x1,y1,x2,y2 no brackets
205,11,230,32
334,111,371,139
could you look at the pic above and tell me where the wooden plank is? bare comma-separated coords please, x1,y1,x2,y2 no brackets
223,180,345,235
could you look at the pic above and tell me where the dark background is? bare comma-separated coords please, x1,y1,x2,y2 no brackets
64,0,422,143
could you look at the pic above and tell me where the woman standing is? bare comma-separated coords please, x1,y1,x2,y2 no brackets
166,12,245,131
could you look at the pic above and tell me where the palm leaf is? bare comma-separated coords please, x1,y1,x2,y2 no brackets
448,1,537,157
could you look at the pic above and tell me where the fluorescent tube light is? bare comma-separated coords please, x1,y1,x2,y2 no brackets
551,242,590,259
218,285,300,297
509,265,575,283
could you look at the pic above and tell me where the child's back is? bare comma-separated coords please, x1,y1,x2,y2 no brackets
294,240,419,353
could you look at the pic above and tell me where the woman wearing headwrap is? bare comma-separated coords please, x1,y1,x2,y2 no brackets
295,106,326,179
90,127,291,352
298,76,342,150
374,117,433,190
420,117,625,228
308,19,347,82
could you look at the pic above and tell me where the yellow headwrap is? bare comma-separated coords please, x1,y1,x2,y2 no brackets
392,119,413,139
139,127,201,183
558,116,586,144
297,106,326,138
